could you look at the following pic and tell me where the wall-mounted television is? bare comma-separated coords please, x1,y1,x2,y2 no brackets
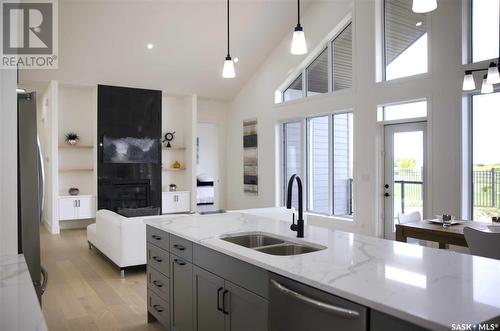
102,136,159,163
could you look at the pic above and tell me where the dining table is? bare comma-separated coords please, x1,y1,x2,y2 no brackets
395,219,498,249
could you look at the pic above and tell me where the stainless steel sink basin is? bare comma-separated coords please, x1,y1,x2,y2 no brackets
222,234,285,248
255,244,321,256
220,232,326,256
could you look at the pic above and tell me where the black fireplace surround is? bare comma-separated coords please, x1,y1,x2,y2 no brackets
97,85,162,212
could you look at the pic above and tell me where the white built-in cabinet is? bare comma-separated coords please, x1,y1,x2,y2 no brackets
59,195,96,221
162,191,190,213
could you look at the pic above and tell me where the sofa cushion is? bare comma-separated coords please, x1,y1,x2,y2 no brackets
117,206,160,218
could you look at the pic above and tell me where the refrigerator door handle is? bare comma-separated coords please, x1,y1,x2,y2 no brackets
37,137,45,224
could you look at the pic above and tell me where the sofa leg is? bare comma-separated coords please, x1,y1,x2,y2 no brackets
120,269,125,279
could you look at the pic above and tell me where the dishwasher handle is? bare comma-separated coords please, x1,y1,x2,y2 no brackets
270,279,360,320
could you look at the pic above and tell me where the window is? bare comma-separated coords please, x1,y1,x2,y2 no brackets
377,100,427,122
307,116,330,214
279,20,353,103
307,48,328,96
283,112,354,217
283,74,303,102
472,0,500,63
470,92,500,221
384,0,428,80
283,122,302,209
332,23,353,90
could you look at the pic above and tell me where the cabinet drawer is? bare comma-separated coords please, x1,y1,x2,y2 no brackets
148,243,170,277
148,266,170,299
170,234,193,262
147,225,170,251
148,289,170,329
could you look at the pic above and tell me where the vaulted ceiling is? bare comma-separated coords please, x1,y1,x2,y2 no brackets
21,0,315,100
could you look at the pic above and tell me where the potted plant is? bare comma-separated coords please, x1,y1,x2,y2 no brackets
65,132,80,145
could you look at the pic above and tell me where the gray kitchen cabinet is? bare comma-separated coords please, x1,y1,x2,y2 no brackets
193,266,225,331
171,254,194,331
224,281,268,331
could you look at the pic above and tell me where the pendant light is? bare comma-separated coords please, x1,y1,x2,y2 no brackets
462,71,475,91
412,0,437,13
481,74,494,94
290,0,307,55
487,62,500,85
222,0,235,78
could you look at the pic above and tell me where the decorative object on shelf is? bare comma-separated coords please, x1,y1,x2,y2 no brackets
68,187,80,196
169,184,177,192
172,160,182,169
65,132,80,145
290,0,307,55
243,119,258,195
163,131,175,148
412,0,437,13
222,0,236,78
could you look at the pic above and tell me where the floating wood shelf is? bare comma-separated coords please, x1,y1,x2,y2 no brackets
163,167,186,172
162,147,186,151
59,145,94,149
59,168,94,173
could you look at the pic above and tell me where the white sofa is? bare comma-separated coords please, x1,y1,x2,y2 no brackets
87,209,179,277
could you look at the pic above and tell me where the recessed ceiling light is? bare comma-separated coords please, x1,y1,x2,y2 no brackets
415,21,422,27
147,44,154,50
233,57,239,63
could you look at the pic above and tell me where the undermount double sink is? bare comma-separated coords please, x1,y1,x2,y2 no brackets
220,233,325,256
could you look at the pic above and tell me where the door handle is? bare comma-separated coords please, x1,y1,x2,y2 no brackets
217,287,224,312
270,280,360,319
173,258,186,266
222,290,229,315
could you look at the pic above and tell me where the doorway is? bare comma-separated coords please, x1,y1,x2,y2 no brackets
196,123,221,211
384,122,427,239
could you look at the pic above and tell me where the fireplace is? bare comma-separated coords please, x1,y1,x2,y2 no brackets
110,180,151,211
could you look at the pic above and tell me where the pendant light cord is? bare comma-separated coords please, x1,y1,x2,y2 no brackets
297,0,300,26
227,0,230,57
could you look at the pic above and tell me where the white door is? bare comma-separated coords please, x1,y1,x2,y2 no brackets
384,122,427,239
197,123,221,209
176,192,190,212
59,198,77,220
77,197,95,219
163,193,178,213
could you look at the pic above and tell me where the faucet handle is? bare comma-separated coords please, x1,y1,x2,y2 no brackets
290,213,298,232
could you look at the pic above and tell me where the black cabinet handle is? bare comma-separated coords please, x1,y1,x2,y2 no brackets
222,290,229,315
153,280,163,288
173,244,186,251
174,258,186,266
217,287,224,312
153,304,164,313
151,235,162,240
152,256,163,262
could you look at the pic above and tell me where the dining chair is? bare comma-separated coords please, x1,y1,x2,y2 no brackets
398,211,422,224
464,227,500,260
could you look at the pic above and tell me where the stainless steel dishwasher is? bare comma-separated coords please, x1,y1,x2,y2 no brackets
269,274,367,331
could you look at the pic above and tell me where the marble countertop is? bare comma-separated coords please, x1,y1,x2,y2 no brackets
145,210,500,331
0,254,48,331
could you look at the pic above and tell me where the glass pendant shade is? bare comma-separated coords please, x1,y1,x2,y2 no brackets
481,75,494,94
291,26,307,55
222,56,235,78
487,63,500,85
462,72,475,91
412,0,437,13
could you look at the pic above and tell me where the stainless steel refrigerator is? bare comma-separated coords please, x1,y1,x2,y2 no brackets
17,91,47,303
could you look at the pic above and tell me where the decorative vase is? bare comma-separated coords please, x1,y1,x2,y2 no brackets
68,187,79,196
172,161,181,169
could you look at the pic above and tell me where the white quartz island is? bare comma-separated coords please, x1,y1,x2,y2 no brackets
0,254,47,331
146,211,500,331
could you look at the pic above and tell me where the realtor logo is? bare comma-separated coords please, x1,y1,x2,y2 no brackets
1,0,58,68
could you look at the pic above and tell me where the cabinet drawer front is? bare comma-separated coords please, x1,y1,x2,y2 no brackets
147,226,170,251
148,244,170,277
148,266,170,298
170,234,193,262
148,289,170,329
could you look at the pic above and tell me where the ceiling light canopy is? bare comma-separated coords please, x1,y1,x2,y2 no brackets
290,0,307,55
222,0,235,78
412,0,437,13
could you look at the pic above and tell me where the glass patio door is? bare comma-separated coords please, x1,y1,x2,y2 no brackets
384,122,427,239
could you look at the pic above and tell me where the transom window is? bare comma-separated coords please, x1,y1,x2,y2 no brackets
472,0,500,63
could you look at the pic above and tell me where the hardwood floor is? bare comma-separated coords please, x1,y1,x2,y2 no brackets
40,227,163,331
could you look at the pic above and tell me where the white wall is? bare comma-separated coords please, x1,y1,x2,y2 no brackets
226,0,463,237
0,70,18,254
